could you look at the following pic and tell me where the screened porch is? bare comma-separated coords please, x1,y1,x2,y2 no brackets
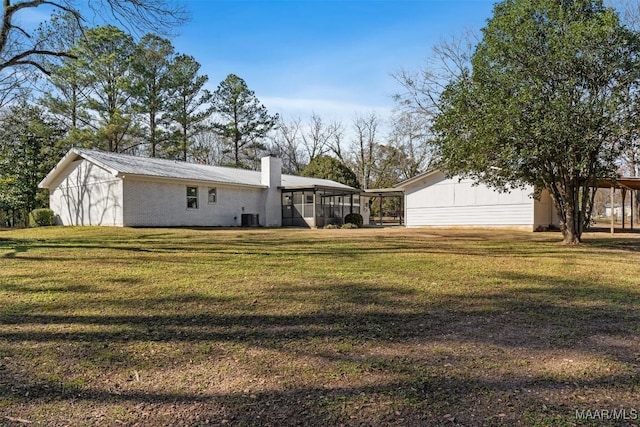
281,186,362,228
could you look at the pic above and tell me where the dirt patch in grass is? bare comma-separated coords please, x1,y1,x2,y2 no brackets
1,227,640,425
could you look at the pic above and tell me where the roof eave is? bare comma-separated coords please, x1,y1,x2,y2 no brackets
38,148,120,189
117,172,268,189
394,168,444,190
280,184,359,193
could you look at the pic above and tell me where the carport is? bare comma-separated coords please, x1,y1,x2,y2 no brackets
362,188,405,226
596,177,640,233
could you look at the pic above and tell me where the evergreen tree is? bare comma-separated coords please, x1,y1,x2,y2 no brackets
130,34,176,157
165,54,214,161
40,13,92,147
212,74,278,168
75,25,139,152
0,103,65,226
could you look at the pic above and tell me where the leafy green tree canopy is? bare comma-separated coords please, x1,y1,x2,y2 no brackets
434,0,640,244
0,102,65,225
300,155,360,189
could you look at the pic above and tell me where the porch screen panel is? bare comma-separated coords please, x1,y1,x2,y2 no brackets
303,192,313,217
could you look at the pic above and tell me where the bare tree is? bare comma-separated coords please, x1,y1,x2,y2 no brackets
351,112,381,190
0,0,187,76
189,127,225,165
270,116,304,174
301,113,332,160
393,29,476,119
0,68,32,107
326,120,345,161
618,0,640,178
270,114,347,174
388,110,434,180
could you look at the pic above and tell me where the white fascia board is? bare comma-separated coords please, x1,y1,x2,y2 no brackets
118,173,268,189
394,168,445,190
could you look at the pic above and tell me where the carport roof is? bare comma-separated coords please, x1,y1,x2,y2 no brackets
361,188,404,197
596,177,640,191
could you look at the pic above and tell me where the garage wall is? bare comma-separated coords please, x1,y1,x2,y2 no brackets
533,189,559,230
404,171,535,229
122,177,265,227
49,159,123,226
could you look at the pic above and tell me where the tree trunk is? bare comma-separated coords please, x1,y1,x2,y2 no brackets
561,183,582,245
182,127,187,161
562,208,582,244
234,133,241,167
150,112,156,157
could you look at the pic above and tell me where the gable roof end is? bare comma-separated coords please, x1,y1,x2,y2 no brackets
38,148,121,189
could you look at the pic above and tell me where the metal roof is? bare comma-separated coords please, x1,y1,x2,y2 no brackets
39,148,357,191
280,176,355,191
391,170,640,192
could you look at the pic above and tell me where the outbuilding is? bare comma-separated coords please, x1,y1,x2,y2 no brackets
38,148,361,227
395,169,559,231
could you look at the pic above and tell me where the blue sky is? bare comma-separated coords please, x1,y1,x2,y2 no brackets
171,1,497,122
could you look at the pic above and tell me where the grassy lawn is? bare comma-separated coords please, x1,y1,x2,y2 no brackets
1,227,640,426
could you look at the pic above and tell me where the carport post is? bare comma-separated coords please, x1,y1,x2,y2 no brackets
622,188,627,229
611,185,615,234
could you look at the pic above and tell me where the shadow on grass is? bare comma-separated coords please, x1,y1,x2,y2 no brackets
2,229,640,424
0,234,571,261
584,236,640,253
2,274,639,355
0,282,100,294
1,368,636,426
2,245,27,258
2,274,640,425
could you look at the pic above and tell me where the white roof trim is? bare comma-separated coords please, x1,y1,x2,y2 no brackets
39,148,358,192
118,172,268,189
394,168,445,190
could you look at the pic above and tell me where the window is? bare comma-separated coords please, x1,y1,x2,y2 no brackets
208,188,217,204
186,186,198,209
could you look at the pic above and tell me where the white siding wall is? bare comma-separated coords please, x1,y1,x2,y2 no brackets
404,171,535,229
261,156,282,227
122,177,265,227
49,159,123,226
533,189,559,229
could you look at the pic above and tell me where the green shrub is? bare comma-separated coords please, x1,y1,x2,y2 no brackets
341,223,358,229
29,208,56,227
344,213,363,228
324,224,339,229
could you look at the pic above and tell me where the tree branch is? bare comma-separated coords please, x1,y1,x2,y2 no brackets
1,49,75,74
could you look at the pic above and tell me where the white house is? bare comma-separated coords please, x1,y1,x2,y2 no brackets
38,149,361,228
395,169,558,231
